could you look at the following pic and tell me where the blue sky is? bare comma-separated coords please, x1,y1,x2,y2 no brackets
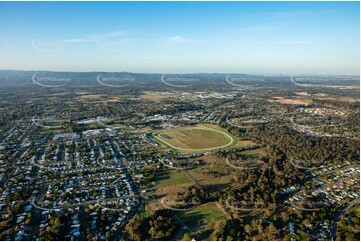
0,1,359,74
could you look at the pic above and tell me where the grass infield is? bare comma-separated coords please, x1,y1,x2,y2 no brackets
150,124,238,153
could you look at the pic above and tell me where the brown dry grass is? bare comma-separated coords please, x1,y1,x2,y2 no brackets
294,92,310,96
314,93,328,97
78,94,104,100
157,128,231,150
153,183,195,210
267,97,311,105
140,92,178,101
316,96,359,103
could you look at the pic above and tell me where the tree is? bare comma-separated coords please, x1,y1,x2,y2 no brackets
267,224,278,240
25,218,31,225
183,232,192,241
245,224,252,236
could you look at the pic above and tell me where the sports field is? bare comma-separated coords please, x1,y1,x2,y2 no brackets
178,202,227,239
151,124,237,152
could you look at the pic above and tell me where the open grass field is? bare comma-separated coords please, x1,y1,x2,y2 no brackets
267,97,312,105
315,96,359,103
178,202,227,239
178,202,226,227
235,140,257,147
139,92,179,101
40,128,67,135
186,155,232,192
154,169,193,189
151,124,237,152
145,169,194,212
241,147,266,156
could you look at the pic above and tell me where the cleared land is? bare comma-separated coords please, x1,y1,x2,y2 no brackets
152,125,237,152
315,96,359,103
178,202,227,239
187,155,232,192
146,169,194,211
235,140,257,147
139,92,178,101
241,147,266,156
267,97,311,105
155,169,193,189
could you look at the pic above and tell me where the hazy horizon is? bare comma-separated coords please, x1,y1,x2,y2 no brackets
0,69,360,77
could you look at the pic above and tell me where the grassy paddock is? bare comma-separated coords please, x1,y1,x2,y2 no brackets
178,202,227,239
154,169,193,188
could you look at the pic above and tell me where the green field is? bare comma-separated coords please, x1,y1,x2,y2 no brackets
155,169,193,188
40,128,66,134
178,202,227,239
241,147,266,156
178,202,226,227
151,124,238,153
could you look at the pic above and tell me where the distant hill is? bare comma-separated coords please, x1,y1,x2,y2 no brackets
0,70,243,87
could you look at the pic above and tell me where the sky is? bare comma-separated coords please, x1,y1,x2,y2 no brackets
0,1,359,75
